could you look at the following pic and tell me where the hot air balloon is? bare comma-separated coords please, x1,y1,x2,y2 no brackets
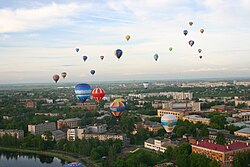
143,82,149,89
61,72,67,79
161,114,177,133
183,30,188,36
74,83,92,103
198,49,202,53
169,47,173,52
114,49,123,60
92,88,105,102
200,29,204,34
76,48,80,52
90,70,95,75
189,21,193,26
199,56,202,59
66,162,84,167
125,35,130,41
100,56,104,60
83,56,88,62
154,54,159,61
188,40,194,47
52,74,60,83
114,98,126,106
110,101,125,121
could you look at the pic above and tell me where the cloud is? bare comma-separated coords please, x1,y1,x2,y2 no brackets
0,2,92,33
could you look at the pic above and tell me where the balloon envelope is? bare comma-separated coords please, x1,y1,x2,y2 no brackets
200,29,204,33
75,83,92,103
52,74,60,83
92,88,105,102
61,72,67,79
114,98,126,106
143,82,149,89
114,49,123,60
83,56,88,62
189,21,193,26
110,101,125,117
161,114,177,133
100,56,104,60
154,54,159,61
90,70,95,75
183,30,188,36
188,40,194,47
76,48,80,52
125,35,130,41
66,162,84,167
198,49,202,53
169,47,173,52
199,56,202,59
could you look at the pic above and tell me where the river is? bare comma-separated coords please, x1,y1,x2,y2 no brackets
0,150,68,167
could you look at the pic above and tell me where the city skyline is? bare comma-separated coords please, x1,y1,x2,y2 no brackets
1,0,250,83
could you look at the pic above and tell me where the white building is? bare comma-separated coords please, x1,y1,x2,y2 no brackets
232,112,250,121
67,127,86,141
144,138,177,153
0,129,24,139
86,124,107,133
28,121,56,135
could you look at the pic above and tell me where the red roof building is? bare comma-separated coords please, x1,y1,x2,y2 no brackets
192,140,250,167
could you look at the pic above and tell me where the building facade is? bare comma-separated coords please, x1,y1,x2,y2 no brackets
157,109,188,120
28,121,56,135
57,118,81,129
192,140,250,167
182,115,210,125
0,129,24,139
232,112,250,121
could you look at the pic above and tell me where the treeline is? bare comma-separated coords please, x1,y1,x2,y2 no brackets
0,133,123,163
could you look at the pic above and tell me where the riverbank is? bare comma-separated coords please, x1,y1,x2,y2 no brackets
0,146,99,167
0,147,77,163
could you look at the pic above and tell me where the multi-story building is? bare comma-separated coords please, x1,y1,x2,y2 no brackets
41,130,66,142
67,127,86,141
0,129,24,139
234,128,250,139
69,103,97,110
86,124,107,134
28,121,56,135
232,112,250,121
210,105,235,112
171,92,193,100
57,118,81,129
35,113,60,117
82,133,129,146
192,140,250,167
182,115,210,125
26,100,37,109
144,138,178,153
157,109,188,119
235,100,250,107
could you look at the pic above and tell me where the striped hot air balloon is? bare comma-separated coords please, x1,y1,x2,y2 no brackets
92,88,105,102
110,101,125,118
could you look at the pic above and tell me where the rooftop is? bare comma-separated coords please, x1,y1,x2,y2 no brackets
235,128,250,134
192,140,250,152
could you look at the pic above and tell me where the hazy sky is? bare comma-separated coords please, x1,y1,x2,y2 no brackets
1,0,250,83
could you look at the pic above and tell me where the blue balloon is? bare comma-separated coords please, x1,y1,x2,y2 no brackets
66,162,84,167
76,48,80,52
82,56,88,62
115,49,123,60
90,70,95,75
75,83,92,103
183,30,188,36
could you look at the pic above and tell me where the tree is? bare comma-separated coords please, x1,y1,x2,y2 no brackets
233,152,250,167
216,132,226,145
210,114,226,129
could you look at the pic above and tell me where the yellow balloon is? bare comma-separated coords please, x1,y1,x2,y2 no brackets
125,35,130,41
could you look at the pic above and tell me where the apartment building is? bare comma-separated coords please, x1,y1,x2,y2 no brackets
28,121,56,135
0,129,24,139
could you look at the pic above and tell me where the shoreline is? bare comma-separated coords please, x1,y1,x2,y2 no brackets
0,146,78,163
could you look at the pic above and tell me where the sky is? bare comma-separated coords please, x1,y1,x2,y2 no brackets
0,0,250,84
